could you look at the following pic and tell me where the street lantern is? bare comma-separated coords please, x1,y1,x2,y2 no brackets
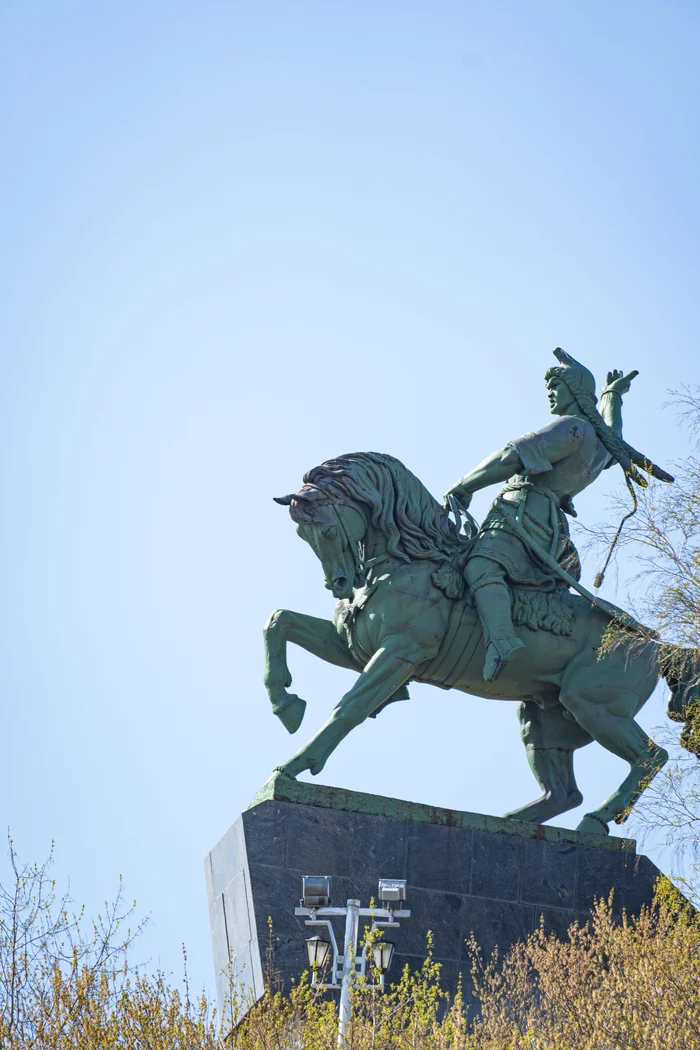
306,935,332,970
372,939,395,974
295,875,410,1048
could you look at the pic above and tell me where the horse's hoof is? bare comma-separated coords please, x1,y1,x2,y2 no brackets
273,766,298,781
577,813,610,835
276,755,308,778
273,695,306,734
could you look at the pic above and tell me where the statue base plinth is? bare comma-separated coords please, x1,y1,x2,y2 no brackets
205,775,660,1022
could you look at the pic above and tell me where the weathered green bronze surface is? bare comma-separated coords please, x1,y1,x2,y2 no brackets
249,772,636,852
264,350,695,836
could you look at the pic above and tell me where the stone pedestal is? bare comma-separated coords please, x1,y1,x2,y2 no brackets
205,775,661,1019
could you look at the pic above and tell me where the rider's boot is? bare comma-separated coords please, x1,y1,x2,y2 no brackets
473,582,525,682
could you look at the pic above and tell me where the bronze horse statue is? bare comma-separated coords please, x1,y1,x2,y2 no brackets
263,452,698,835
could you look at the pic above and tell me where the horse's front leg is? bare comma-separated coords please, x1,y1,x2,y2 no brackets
263,610,358,733
277,635,422,778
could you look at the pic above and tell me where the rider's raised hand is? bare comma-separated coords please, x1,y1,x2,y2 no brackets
603,369,639,397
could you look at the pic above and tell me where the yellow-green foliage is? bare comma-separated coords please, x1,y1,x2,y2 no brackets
0,838,216,1049
2,841,700,1048
467,895,700,1050
225,896,700,1049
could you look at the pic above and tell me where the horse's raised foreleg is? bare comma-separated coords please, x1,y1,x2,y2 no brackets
263,610,358,734
560,691,669,834
504,699,591,824
277,636,422,778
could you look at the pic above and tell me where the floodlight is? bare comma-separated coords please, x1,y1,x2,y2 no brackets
372,940,395,973
377,879,407,908
306,935,332,970
301,875,331,908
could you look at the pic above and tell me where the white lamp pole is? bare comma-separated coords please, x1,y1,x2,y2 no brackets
295,877,410,1049
337,899,360,1046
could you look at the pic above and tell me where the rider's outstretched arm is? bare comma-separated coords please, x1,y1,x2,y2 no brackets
600,369,639,437
444,445,523,507
444,413,588,508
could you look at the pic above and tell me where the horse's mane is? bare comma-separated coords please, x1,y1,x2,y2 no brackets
301,452,471,598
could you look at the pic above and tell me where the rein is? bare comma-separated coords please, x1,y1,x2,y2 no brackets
326,498,389,583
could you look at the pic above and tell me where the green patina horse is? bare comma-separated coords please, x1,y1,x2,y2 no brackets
264,452,698,835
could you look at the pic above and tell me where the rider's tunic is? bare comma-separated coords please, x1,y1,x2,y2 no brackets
474,414,614,589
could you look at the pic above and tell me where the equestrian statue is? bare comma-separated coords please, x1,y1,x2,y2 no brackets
263,348,698,835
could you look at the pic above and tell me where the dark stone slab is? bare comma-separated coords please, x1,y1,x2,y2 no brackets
206,782,663,1027
406,823,472,892
520,839,577,910
283,803,353,875
400,886,465,961
536,906,576,941
351,813,408,881
331,873,382,913
623,853,662,913
241,802,287,867
461,898,536,960
250,772,636,852
575,845,627,914
471,828,522,901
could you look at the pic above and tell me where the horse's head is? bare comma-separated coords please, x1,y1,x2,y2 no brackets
275,452,469,601
274,486,367,600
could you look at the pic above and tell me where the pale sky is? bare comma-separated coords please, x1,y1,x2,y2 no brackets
1,1,699,995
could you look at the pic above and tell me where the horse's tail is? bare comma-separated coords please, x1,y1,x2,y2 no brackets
662,645,700,756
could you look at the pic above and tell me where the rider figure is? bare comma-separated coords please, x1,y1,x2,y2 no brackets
444,348,670,684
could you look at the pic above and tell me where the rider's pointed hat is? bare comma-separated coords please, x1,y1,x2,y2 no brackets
544,347,674,488
546,347,598,407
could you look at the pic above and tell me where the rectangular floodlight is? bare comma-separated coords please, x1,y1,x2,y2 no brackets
378,878,407,906
301,875,331,908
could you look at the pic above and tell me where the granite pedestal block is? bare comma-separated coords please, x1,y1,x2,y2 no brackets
205,776,661,1019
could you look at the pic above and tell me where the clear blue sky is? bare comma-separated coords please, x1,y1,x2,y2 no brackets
1,1,698,996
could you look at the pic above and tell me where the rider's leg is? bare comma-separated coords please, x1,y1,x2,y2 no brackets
466,556,525,682
504,699,591,823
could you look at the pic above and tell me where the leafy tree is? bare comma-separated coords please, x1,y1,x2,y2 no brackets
583,389,700,902
0,835,217,1048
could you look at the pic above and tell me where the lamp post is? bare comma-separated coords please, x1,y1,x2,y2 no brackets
295,876,410,1048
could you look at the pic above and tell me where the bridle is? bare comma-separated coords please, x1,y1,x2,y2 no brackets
326,497,372,582
304,495,391,584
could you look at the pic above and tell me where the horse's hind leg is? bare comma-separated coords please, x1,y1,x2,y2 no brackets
559,688,668,835
504,699,592,824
